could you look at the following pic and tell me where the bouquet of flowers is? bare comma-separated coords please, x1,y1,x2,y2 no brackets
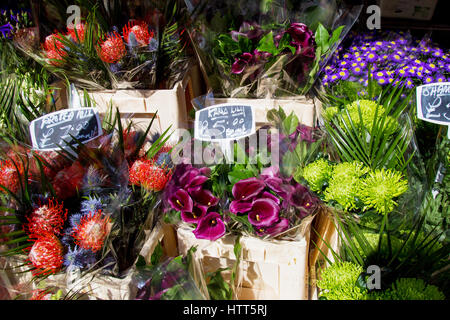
18,0,190,90
0,108,174,299
186,0,361,98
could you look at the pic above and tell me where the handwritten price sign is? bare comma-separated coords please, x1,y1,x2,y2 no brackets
30,108,102,151
416,82,450,125
194,104,255,142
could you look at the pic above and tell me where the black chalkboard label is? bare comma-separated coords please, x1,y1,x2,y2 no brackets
30,108,103,151
194,104,256,141
416,82,450,125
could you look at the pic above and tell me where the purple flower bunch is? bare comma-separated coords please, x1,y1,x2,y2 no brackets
165,164,224,241
227,22,316,83
322,30,450,90
229,166,318,237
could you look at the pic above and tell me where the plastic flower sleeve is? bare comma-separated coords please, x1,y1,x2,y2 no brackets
186,0,361,98
133,249,208,300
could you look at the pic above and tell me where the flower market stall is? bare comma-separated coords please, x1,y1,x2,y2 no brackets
0,0,448,302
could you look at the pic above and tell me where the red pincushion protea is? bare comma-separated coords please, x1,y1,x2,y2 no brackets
129,159,172,192
52,161,86,200
44,33,65,52
122,21,153,46
27,233,64,276
0,160,22,194
25,199,68,236
72,210,111,252
98,32,126,63
67,22,86,43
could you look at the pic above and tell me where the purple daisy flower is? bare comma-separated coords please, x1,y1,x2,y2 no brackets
365,52,378,63
338,69,350,80
404,78,415,89
435,74,446,83
424,75,434,84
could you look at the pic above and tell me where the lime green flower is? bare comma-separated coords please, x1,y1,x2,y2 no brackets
370,278,445,300
301,159,333,192
324,162,368,211
341,100,398,135
323,106,339,122
317,262,367,300
360,168,408,215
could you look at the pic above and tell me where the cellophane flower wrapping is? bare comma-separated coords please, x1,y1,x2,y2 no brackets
16,0,191,91
133,247,208,300
0,110,175,298
186,0,361,98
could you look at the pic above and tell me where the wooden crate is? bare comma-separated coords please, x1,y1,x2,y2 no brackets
176,215,315,300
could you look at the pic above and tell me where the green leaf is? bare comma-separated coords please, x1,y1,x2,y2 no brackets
328,26,345,49
256,31,278,55
151,241,164,266
227,213,253,230
315,23,330,52
206,268,233,300
135,255,147,268
282,112,299,135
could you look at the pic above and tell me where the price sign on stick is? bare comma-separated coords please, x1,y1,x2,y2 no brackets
30,108,103,151
416,82,450,138
194,104,256,161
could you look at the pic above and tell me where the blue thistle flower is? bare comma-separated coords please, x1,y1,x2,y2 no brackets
69,213,84,228
63,246,97,271
155,152,174,169
80,196,104,215
61,227,75,247
148,37,158,52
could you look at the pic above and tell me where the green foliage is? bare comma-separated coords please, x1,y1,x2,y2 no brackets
317,261,368,300
321,74,416,173
370,278,445,300
206,268,233,300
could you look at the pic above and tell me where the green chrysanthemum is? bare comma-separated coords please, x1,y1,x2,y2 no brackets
360,168,408,215
324,162,368,211
370,278,445,300
317,262,367,300
340,100,398,136
302,159,333,192
323,106,339,122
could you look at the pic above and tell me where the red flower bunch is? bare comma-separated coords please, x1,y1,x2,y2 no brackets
72,210,111,252
51,160,86,200
43,33,67,66
129,159,172,192
67,22,86,43
98,32,126,63
25,199,68,237
122,20,154,46
26,233,64,276
0,159,23,194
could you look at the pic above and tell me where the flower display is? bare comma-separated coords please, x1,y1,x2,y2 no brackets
129,158,172,192
122,21,154,46
0,159,22,194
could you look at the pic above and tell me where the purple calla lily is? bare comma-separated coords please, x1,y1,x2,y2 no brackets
248,198,280,227
193,212,226,241
168,189,193,212
231,22,264,42
232,177,265,201
179,169,209,189
261,191,281,205
265,218,290,236
229,200,253,214
189,187,219,207
287,23,315,58
181,205,208,223
231,52,254,74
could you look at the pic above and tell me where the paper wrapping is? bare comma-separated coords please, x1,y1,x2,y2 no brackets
204,96,318,128
177,215,315,300
0,222,173,300
308,206,340,300
81,65,205,137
